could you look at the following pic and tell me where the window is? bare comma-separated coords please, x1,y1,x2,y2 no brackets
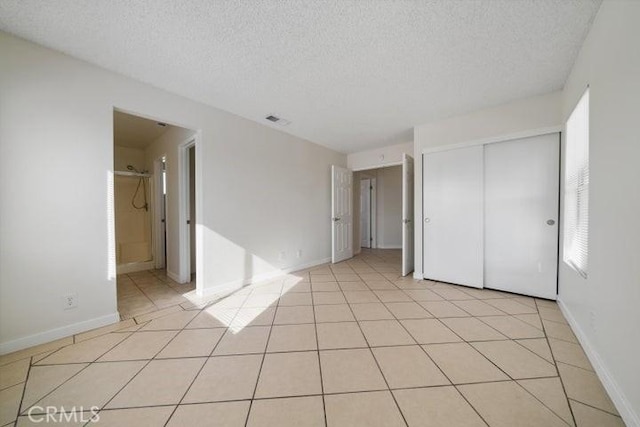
563,88,589,277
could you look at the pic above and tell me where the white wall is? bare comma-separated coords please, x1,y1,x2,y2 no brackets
413,91,562,277
347,141,412,171
114,146,145,172
0,32,346,353
558,2,640,425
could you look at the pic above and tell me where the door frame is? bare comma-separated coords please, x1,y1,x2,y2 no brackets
401,153,414,276
359,177,377,250
177,131,203,295
152,155,167,269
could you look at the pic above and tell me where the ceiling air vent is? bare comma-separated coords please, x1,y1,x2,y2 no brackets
265,114,291,126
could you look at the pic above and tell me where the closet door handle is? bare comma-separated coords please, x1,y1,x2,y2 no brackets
546,219,555,226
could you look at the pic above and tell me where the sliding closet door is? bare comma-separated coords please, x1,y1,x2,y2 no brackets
423,146,484,288
484,134,560,299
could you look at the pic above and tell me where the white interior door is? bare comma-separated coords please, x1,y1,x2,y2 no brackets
484,134,560,299
332,165,353,263
423,146,484,288
402,154,414,276
360,179,371,248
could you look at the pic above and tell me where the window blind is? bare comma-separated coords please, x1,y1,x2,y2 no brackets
563,88,589,277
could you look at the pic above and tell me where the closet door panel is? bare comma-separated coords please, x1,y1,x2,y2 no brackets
484,134,560,299
423,146,484,288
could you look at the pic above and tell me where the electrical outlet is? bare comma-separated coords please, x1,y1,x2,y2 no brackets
63,293,78,310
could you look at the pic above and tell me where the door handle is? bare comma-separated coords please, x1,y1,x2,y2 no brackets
332,217,341,222
424,218,431,223
546,219,556,226
402,219,412,224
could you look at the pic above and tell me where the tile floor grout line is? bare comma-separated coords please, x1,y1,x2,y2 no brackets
11,357,34,424
554,359,599,374
125,272,162,316
356,265,495,427
90,329,188,419
450,383,492,427
328,254,584,421
335,262,411,427
17,361,92,418
309,271,329,427
566,397,624,418
84,281,245,425
473,313,546,338
84,303,213,421
397,292,566,393
241,275,284,427
17,374,582,418
161,293,250,427
33,332,134,368
165,293,255,426
391,287,578,427
9,251,613,426
513,379,575,427
509,335,558,365
537,297,579,427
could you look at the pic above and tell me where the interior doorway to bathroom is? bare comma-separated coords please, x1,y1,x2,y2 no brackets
113,109,199,319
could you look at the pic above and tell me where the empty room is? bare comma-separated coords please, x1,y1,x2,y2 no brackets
0,1,638,426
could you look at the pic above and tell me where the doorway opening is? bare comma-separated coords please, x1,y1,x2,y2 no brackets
353,166,402,253
358,176,377,249
331,154,414,275
113,109,198,319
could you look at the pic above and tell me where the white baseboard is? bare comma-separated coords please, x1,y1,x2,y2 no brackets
0,312,121,355
557,298,639,427
116,261,154,275
166,269,181,283
197,257,331,299
377,244,402,249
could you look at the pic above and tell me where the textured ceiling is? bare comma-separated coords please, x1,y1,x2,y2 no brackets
0,0,601,153
113,111,173,149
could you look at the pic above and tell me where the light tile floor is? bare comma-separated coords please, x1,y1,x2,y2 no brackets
117,269,196,319
0,249,625,426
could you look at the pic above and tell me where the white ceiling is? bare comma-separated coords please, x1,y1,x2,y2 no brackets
113,111,173,149
0,0,601,153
